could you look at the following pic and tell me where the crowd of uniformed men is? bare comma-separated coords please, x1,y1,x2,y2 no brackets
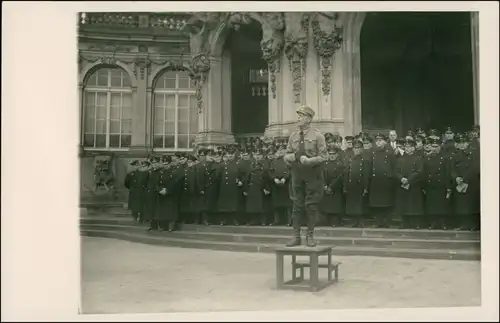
124,125,481,233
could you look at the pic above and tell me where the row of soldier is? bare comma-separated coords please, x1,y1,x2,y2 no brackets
124,125,480,232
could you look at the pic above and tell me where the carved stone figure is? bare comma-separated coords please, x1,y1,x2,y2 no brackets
284,12,310,63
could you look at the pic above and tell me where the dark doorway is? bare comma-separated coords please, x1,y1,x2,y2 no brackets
226,20,269,135
360,12,474,134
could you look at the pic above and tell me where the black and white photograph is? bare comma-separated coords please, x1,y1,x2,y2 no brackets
3,2,499,321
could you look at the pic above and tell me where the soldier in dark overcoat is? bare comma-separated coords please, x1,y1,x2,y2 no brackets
193,148,208,224
216,146,245,225
155,157,171,231
144,157,162,231
319,147,345,227
394,138,425,229
243,148,272,226
179,155,200,224
343,141,371,227
414,135,426,158
201,149,220,225
158,154,186,231
124,160,142,223
441,126,457,158
449,134,481,230
269,144,292,226
237,148,253,225
422,138,452,229
368,133,396,228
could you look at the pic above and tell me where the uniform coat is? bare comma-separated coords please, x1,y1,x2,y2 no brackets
269,158,292,208
124,170,148,215
368,146,396,207
423,153,451,215
157,165,185,221
202,161,220,213
394,153,424,216
319,158,345,214
180,164,201,214
216,159,245,213
343,154,371,216
144,169,160,221
441,140,457,158
450,148,480,215
243,161,271,214
237,159,252,213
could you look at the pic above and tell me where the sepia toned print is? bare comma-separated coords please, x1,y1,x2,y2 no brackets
78,11,481,314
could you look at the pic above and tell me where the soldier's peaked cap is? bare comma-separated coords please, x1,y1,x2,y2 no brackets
345,135,354,141
353,141,363,148
375,132,386,140
405,138,416,146
296,105,315,119
455,133,467,143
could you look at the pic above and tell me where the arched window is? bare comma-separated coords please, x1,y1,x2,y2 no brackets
153,70,198,150
82,67,132,149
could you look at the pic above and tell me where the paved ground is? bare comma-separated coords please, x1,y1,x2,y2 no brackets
80,237,481,314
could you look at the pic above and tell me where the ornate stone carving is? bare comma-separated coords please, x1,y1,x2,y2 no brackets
149,59,186,75
80,13,139,27
248,12,285,100
133,57,150,80
189,53,211,113
291,60,302,103
78,53,120,72
311,12,343,96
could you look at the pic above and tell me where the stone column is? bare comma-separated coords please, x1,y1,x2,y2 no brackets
470,12,479,124
195,56,235,145
128,56,149,155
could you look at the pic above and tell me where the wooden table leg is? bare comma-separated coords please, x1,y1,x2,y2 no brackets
276,253,284,289
310,253,319,292
327,250,332,282
291,255,297,281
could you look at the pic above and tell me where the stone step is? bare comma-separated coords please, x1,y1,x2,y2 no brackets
80,217,481,241
80,229,481,261
80,223,480,250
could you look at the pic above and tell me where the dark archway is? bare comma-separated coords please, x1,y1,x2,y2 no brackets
225,20,269,135
360,12,474,134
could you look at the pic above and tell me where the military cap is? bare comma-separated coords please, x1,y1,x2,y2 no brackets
296,105,315,119
141,160,151,167
428,129,440,139
404,138,416,146
471,124,480,132
206,149,217,156
332,134,343,143
444,126,454,134
162,155,172,163
151,156,160,163
225,145,237,154
324,132,334,142
328,146,341,153
353,141,363,148
455,133,468,143
253,148,265,155
416,128,426,137
427,137,440,146
415,134,425,142
375,132,387,140
129,160,140,166
407,129,415,138
198,147,208,155
362,136,373,143
345,135,354,142
187,155,198,162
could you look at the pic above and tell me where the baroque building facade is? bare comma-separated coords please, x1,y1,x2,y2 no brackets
78,12,479,202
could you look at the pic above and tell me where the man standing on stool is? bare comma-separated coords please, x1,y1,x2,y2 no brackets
284,105,327,247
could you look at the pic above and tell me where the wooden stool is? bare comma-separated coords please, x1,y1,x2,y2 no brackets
275,245,339,292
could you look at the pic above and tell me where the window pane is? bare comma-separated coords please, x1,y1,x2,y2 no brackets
178,95,189,108
190,104,198,132
178,121,189,134
165,121,175,134
189,77,196,88
178,108,189,122
155,94,164,107
121,119,132,134
110,106,120,119
95,134,106,148
122,104,132,119
154,106,164,121
165,78,176,89
97,69,108,86
110,120,120,133
165,95,175,108
178,75,189,88
122,75,131,88
84,118,95,132
110,93,121,107
121,135,131,148
84,106,95,121
110,68,122,78
83,134,95,147
166,108,175,121
122,93,132,107
87,73,98,86
96,106,106,119
85,92,96,107
189,134,197,148
153,135,164,148
97,92,107,106
178,135,189,149
111,76,122,87
154,120,164,134
109,135,120,147
165,135,175,148
96,120,106,134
